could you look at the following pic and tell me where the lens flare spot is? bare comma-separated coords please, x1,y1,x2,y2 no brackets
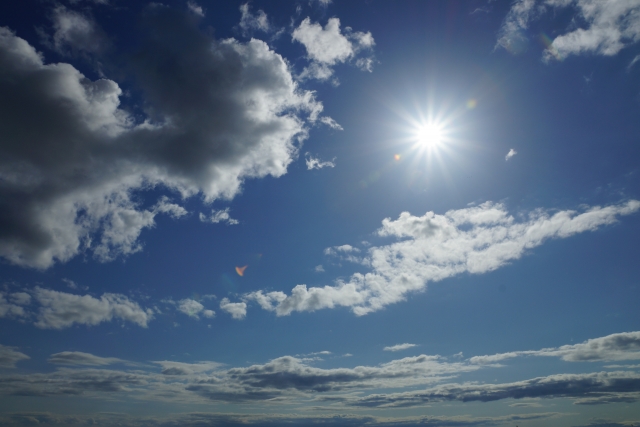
236,265,247,276
394,154,401,161
466,99,477,109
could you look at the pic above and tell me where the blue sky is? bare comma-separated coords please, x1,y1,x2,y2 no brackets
1,0,640,426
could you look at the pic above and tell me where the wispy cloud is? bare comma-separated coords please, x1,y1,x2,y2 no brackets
199,208,239,225
384,343,417,352
505,148,517,161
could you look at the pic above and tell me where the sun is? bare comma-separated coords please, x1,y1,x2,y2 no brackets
415,123,444,148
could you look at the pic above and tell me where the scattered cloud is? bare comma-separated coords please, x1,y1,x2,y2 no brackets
220,298,247,320
187,1,204,17
497,0,640,61
246,200,640,316
34,288,153,329
238,3,271,36
293,17,375,81
306,154,336,170
0,5,323,269
315,264,325,272
154,197,188,219
505,148,517,160
177,299,210,319
48,351,124,366
384,343,417,352
319,116,344,130
0,345,30,368
199,208,239,225
44,6,109,56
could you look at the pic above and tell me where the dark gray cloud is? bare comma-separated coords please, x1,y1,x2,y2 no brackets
338,371,640,408
0,4,324,269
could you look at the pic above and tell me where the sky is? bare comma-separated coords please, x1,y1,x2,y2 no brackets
0,0,640,426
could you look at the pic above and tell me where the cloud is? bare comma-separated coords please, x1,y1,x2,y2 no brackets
292,17,375,81
246,200,640,316
306,154,336,170
324,244,359,255
319,116,344,130
48,351,124,366
0,293,28,319
0,411,566,427
0,345,30,368
220,298,247,320
154,361,222,376
187,1,204,17
471,331,640,364
33,287,153,329
505,148,517,160
384,343,417,352
45,6,109,56
315,264,325,272
0,5,323,269
238,3,271,36
497,0,640,61
341,371,640,408
199,208,239,225
192,354,477,400
154,197,188,218
177,299,211,319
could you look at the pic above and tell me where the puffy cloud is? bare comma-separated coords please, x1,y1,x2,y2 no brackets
505,148,517,160
0,5,323,269
0,345,30,368
315,264,325,272
497,0,640,61
306,154,336,170
48,351,124,366
199,208,239,225
247,200,640,316
177,299,206,319
220,298,247,320
341,371,640,408
292,17,375,81
384,343,417,352
33,288,153,329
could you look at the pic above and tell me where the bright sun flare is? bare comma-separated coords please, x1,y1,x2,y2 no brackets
415,124,444,147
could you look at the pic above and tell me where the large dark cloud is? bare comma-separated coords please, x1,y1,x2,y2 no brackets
0,5,323,269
